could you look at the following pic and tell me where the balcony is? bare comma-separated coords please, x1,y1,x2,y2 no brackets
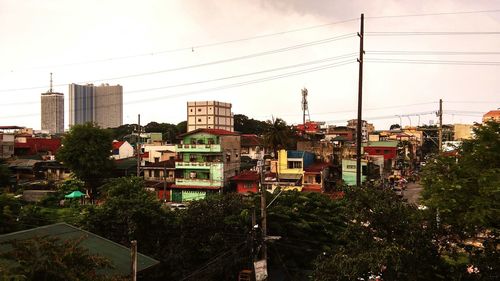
175,161,223,169
175,178,223,187
176,144,222,153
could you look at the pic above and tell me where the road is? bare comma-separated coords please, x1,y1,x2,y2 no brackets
403,182,423,205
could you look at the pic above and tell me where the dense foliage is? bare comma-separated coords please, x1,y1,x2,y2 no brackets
56,123,113,199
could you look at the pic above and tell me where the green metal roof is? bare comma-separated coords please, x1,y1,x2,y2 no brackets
365,141,399,148
0,223,159,276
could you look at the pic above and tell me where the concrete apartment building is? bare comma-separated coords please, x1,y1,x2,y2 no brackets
69,83,122,128
41,92,64,134
187,101,234,132
347,119,374,142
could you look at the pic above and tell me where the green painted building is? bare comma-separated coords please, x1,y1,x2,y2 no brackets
172,129,240,202
342,159,368,186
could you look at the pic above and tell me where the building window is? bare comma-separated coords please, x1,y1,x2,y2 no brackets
244,182,253,189
198,108,202,112
384,150,390,154
288,161,302,169
375,149,381,153
198,118,202,122
190,109,193,112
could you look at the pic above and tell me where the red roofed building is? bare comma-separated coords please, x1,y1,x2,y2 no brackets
112,140,134,160
14,137,61,156
240,134,266,160
302,162,330,192
231,171,260,193
482,109,500,124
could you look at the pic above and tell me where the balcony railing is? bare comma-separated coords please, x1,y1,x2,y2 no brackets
176,144,222,153
175,161,223,169
175,178,223,187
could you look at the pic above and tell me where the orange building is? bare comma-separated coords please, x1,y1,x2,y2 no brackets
482,110,500,124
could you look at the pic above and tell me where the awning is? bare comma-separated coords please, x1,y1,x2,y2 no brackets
278,174,302,180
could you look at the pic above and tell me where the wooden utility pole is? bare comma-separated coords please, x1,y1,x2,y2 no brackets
130,240,137,281
438,99,443,152
259,160,267,262
163,161,167,202
356,13,365,187
136,114,141,177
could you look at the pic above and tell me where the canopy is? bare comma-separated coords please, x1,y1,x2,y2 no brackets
65,190,85,198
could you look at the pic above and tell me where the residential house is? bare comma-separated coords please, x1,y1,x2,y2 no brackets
0,126,19,159
111,141,134,160
362,141,398,173
453,124,474,140
240,134,266,160
341,159,368,186
302,162,329,192
482,109,500,123
142,159,176,201
231,171,260,194
142,144,176,164
14,136,61,156
172,129,240,202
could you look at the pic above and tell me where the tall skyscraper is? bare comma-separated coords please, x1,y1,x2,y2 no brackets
187,101,234,132
41,73,64,134
95,84,123,129
69,83,123,128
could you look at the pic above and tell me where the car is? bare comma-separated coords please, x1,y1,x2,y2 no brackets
169,203,188,210
392,187,403,198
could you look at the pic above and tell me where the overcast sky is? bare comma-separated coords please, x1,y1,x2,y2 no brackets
1,0,499,130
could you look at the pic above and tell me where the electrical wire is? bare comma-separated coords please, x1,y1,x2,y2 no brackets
366,9,500,19
365,31,500,36
2,18,359,73
366,51,500,56
365,58,500,66
0,52,358,99
1,59,357,119
0,33,356,92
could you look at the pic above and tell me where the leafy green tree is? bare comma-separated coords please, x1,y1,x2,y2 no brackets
314,188,443,281
421,122,499,279
266,191,345,279
0,160,11,189
83,177,168,255
176,121,187,134
263,118,290,158
144,122,179,143
390,124,401,130
234,114,269,135
0,236,124,281
56,123,113,200
106,124,135,141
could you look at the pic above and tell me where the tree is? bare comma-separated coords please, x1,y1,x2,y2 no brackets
421,122,499,279
144,122,179,143
314,188,443,281
0,160,11,189
83,177,168,255
266,191,345,279
390,123,401,130
234,114,269,135
0,236,124,281
176,121,187,134
56,123,113,200
263,118,290,158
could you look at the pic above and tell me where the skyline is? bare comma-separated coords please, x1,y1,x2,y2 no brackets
1,0,499,130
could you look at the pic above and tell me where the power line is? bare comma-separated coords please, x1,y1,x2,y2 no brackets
366,50,500,56
365,9,500,19
365,58,500,65
0,33,356,92
1,59,357,119
0,53,358,100
365,31,500,36
2,18,359,73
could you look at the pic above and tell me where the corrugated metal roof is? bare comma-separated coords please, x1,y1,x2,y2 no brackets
0,223,159,276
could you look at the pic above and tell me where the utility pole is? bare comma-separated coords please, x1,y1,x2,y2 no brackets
438,99,443,153
301,88,308,126
136,114,141,177
130,240,137,281
163,161,167,202
356,13,365,187
259,160,267,262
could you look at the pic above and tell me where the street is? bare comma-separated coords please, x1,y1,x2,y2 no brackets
403,182,423,205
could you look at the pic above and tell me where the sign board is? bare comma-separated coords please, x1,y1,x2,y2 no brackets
254,259,268,281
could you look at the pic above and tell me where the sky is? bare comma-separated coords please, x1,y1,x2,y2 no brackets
0,0,499,131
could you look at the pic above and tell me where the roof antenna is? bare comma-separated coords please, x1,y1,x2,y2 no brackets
49,72,53,93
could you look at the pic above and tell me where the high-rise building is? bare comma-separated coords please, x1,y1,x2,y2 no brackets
187,101,234,132
69,83,123,128
41,73,64,134
95,84,123,129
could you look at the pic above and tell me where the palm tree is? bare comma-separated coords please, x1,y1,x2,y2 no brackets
263,118,290,159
